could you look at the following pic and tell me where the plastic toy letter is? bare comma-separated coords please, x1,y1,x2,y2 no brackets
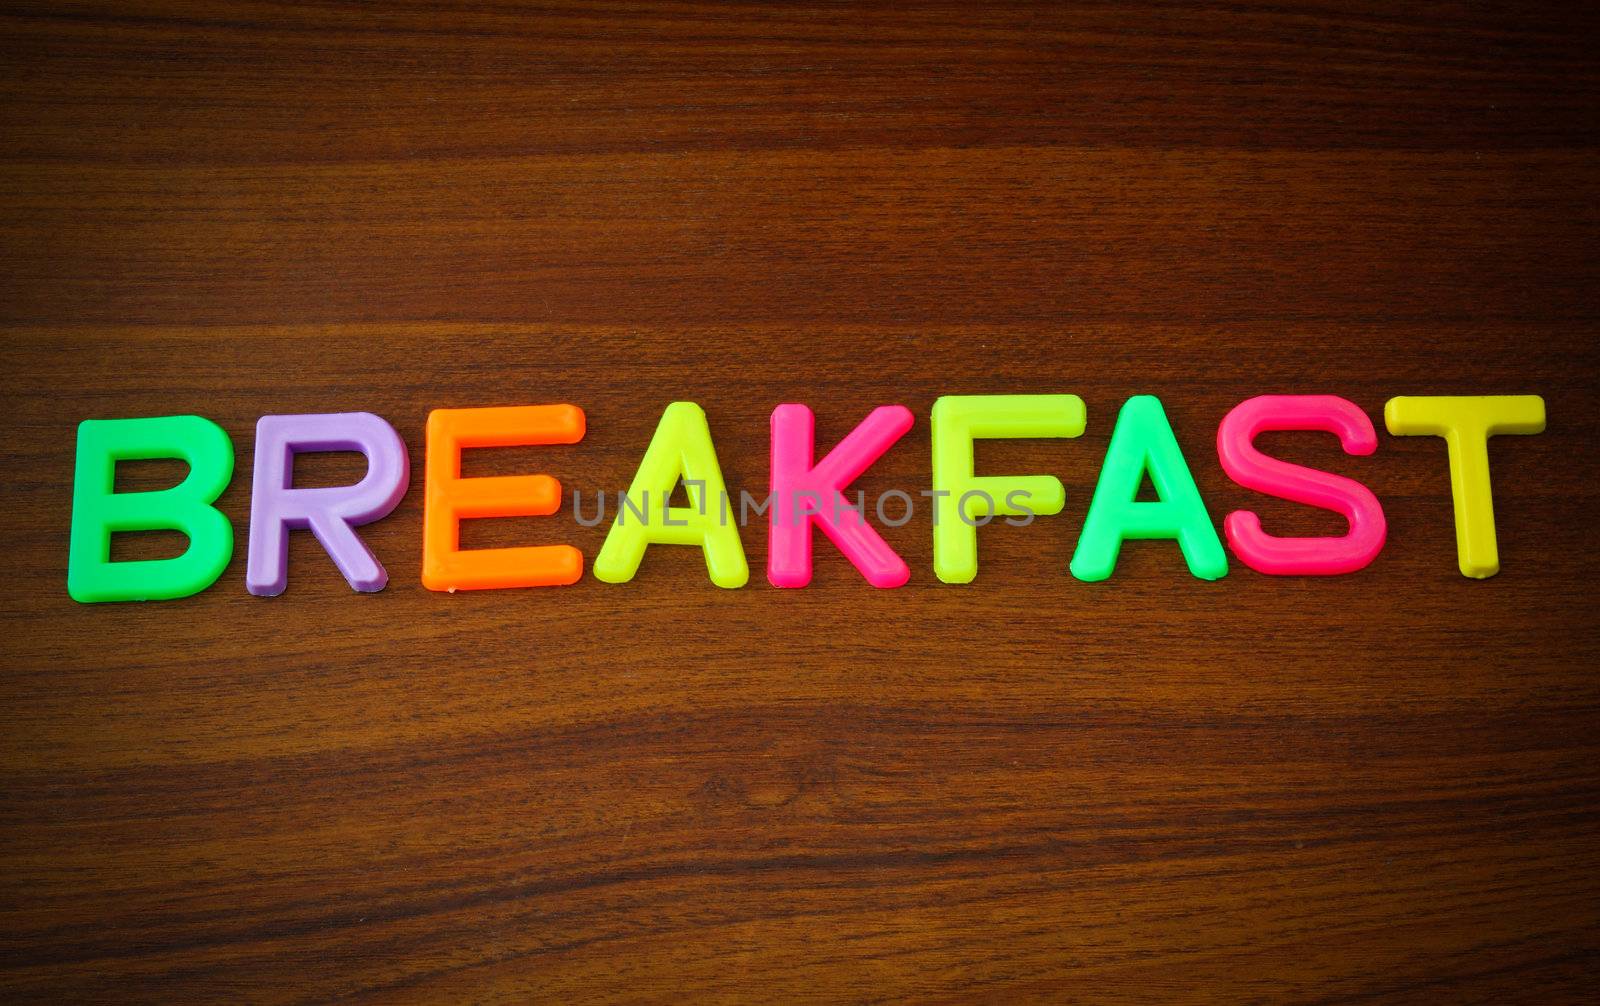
1216,395,1386,575
1384,395,1546,578
930,395,1085,584
769,403,914,588
593,402,749,588
422,404,585,591
1070,395,1227,582
67,415,235,603
246,412,410,596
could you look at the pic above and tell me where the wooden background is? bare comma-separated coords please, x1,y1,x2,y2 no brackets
3,2,1598,1000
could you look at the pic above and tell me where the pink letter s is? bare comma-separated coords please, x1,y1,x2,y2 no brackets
1217,395,1386,575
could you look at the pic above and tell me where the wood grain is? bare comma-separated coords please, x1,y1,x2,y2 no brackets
3,2,1598,1001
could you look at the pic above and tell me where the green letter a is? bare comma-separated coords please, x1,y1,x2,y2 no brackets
1070,396,1226,582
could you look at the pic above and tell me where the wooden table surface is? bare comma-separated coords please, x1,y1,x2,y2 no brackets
4,3,1598,1001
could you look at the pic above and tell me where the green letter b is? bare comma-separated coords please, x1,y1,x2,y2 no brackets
68,416,235,603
